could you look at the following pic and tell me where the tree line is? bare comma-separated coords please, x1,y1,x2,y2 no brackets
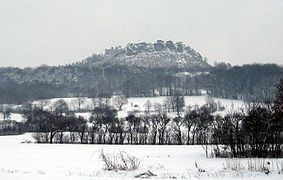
0,63,282,104
19,80,283,158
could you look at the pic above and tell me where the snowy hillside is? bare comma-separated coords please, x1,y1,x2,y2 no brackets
32,95,245,118
0,113,25,122
0,95,245,125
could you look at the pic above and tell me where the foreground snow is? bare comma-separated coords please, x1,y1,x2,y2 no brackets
0,134,282,180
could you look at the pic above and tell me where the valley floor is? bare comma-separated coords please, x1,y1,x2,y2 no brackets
0,134,282,180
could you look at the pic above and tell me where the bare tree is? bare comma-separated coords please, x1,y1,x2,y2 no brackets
204,94,217,113
91,97,97,110
148,113,171,145
163,97,173,112
37,100,50,110
183,111,198,145
0,97,3,113
98,92,112,108
143,100,152,113
126,113,141,144
112,95,128,111
153,102,163,113
172,117,183,145
76,116,88,144
53,99,69,116
3,108,11,120
77,97,87,112
97,97,104,108
270,79,283,157
156,113,170,145
172,93,185,117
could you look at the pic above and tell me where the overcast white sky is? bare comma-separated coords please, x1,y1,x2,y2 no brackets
0,0,282,67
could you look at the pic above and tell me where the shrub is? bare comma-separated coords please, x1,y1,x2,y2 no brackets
32,133,49,143
99,149,141,171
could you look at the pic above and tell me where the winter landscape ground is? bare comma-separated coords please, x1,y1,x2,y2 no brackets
1,1,282,179
0,134,282,180
0,96,282,179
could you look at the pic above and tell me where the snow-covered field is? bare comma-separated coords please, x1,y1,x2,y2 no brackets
0,95,245,123
0,113,25,122
33,95,244,111
1,96,280,179
32,95,245,119
0,134,282,180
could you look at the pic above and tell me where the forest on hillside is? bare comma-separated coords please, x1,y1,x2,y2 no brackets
0,63,282,104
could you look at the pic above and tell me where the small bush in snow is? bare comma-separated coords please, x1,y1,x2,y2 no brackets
275,160,283,174
32,133,49,143
223,158,283,175
99,149,141,171
223,159,244,171
247,159,270,174
212,145,233,158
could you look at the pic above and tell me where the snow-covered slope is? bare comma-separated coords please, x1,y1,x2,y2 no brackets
0,95,245,124
0,113,25,122
32,95,245,118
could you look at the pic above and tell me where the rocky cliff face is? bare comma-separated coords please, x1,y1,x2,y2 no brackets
82,40,211,70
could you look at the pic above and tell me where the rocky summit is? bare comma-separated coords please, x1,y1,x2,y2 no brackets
82,40,211,70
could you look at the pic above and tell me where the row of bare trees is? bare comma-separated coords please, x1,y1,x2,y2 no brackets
23,80,283,158
27,103,214,145
34,93,186,114
29,102,282,153
26,100,283,157
211,80,283,158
